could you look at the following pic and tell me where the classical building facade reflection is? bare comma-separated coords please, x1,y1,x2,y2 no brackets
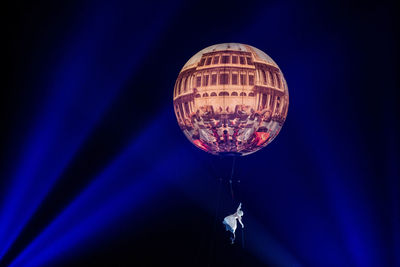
173,43,289,156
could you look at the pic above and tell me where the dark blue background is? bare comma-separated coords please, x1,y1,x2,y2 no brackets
2,0,398,266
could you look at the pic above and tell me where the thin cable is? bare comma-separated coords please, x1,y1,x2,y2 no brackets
190,153,221,266
207,176,222,266
229,156,236,202
241,225,245,249
231,156,245,249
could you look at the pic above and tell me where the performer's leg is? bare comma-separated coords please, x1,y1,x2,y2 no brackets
231,232,236,244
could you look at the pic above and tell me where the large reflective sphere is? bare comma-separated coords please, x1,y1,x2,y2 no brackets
173,43,289,156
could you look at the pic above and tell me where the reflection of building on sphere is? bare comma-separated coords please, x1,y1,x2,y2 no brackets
173,43,289,156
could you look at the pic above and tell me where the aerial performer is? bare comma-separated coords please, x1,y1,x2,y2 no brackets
223,203,244,244
173,43,289,244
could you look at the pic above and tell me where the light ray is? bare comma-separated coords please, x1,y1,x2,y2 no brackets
0,1,180,260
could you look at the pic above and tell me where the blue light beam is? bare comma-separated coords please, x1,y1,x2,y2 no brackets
10,110,195,267
0,0,180,260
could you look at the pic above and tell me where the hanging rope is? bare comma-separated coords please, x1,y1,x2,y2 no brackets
205,156,224,266
229,156,245,249
229,156,236,202
207,176,223,267
205,155,245,265
241,226,245,248
191,153,222,266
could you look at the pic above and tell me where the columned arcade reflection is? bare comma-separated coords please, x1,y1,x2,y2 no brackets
173,43,289,155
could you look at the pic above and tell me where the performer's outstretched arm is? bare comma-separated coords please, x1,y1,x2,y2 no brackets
237,203,242,212
238,217,244,228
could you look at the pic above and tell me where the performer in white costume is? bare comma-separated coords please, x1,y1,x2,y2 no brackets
222,203,244,244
